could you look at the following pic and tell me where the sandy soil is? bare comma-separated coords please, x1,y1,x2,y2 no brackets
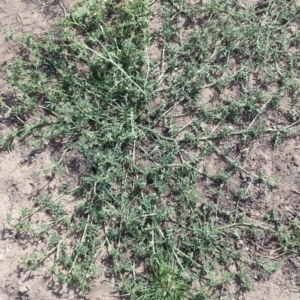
0,0,299,299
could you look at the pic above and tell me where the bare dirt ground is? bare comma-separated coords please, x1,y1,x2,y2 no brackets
0,0,300,300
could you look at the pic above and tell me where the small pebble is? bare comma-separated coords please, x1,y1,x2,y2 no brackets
293,155,300,167
239,171,247,181
236,240,244,249
18,285,28,294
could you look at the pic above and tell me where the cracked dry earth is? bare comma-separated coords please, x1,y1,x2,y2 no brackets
0,0,299,300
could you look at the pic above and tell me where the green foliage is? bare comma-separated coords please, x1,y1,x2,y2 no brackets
134,255,190,300
2,0,300,298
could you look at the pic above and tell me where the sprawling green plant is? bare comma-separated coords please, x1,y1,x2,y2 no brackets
2,0,300,298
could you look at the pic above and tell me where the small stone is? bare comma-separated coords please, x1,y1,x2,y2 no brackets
293,155,300,167
19,285,28,294
17,279,23,286
0,254,4,262
291,25,297,34
236,240,244,249
239,172,247,181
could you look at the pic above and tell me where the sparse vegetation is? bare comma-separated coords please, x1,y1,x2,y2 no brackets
2,0,300,298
